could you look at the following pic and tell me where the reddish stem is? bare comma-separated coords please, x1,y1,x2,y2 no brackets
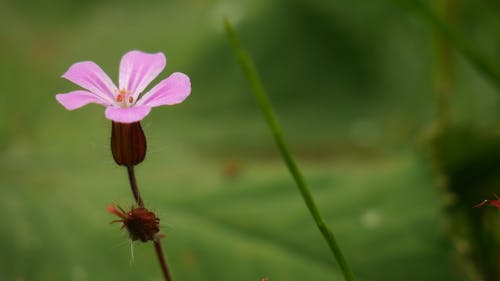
154,240,173,281
127,165,144,208
125,165,173,281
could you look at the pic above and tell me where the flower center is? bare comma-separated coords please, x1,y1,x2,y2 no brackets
115,89,134,108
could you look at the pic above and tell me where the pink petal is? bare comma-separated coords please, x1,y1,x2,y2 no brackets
62,61,117,103
56,90,109,110
136,72,191,107
119,50,166,101
105,106,152,123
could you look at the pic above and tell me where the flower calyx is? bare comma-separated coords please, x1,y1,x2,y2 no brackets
110,121,146,166
108,204,161,242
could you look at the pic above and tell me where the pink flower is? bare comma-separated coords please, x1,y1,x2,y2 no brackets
56,50,191,123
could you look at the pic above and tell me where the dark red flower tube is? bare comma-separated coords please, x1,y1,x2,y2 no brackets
111,122,147,166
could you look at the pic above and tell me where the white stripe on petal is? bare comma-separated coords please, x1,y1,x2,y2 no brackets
137,72,190,107
62,61,117,104
118,51,166,102
56,90,110,110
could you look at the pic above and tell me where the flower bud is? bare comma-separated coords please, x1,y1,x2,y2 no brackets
108,204,161,242
111,122,147,166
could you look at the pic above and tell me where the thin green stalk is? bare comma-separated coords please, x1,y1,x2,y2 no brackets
433,0,456,128
396,0,500,93
223,17,356,281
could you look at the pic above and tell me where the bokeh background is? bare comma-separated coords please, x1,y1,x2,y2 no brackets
1,0,500,280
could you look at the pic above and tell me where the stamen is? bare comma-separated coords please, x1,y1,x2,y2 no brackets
128,96,134,103
115,89,131,105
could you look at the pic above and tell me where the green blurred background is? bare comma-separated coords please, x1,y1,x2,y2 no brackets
1,0,500,280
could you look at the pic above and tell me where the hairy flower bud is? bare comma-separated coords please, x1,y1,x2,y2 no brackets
111,122,147,166
108,204,160,242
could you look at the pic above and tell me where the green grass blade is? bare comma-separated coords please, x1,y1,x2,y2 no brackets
396,0,500,93
223,17,356,281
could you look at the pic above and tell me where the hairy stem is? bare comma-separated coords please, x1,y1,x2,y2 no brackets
127,165,144,208
223,17,356,281
125,165,172,281
154,240,174,281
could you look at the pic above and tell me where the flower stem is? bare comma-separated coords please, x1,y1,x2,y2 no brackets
154,240,173,281
127,165,144,208
223,17,356,281
125,165,173,281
